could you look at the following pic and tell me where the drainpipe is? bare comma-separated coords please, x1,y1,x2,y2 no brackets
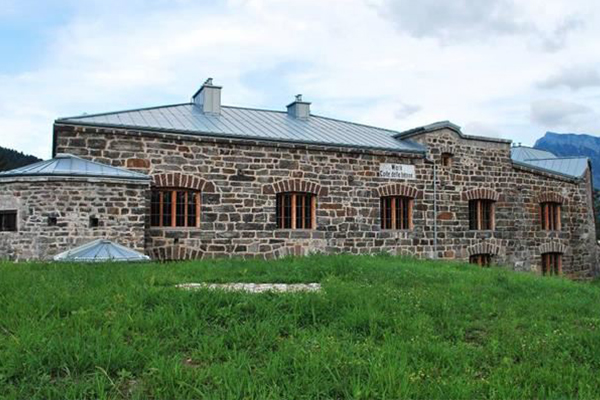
424,157,438,259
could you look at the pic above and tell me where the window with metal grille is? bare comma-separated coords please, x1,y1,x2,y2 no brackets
540,202,561,231
0,210,17,232
541,252,562,276
276,192,315,229
469,254,492,267
150,190,201,228
380,196,413,230
468,199,495,230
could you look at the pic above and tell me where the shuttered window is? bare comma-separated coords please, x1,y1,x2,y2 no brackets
542,253,562,276
150,190,201,228
0,211,17,232
380,196,413,230
469,254,492,267
469,200,495,230
276,192,316,229
540,202,561,231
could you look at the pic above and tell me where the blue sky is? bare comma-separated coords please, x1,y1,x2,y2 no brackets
1,0,599,158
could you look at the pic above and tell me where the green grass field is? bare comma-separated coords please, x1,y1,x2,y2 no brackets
1,255,600,399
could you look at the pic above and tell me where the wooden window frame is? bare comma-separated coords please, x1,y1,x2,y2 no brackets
150,189,201,228
468,199,495,231
469,254,492,267
276,192,316,230
380,196,413,230
541,252,562,276
441,153,453,167
0,210,17,232
540,202,561,231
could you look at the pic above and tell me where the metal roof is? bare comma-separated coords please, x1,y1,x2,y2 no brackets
0,154,149,181
53,239,150,262
510,146,589,179
510,146,556,162
57,103,426,153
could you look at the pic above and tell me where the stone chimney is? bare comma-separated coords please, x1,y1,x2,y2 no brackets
286,94,311,119
192,78,222,115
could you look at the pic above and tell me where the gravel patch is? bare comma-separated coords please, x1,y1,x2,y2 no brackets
175,283,321,293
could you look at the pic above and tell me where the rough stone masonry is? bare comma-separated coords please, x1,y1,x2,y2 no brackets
1,79,596,279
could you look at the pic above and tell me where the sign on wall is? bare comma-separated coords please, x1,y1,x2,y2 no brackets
379,163,416,180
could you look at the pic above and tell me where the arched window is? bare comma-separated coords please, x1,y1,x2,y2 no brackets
150,189,201,228
469,199,495,230
469,254,492,267
276,192,316,229
541,252,562,276
380,196,413,230
540,202,561,231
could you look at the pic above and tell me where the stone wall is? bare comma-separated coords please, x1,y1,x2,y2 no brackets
410,128,597,278
53,124,597,278
0,177,148,261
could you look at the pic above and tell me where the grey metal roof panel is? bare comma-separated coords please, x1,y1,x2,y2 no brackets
57,104,426,153
53,239,150,262
511,146,557,162
518,157,589,179
510,146,589,179
0,154,150,180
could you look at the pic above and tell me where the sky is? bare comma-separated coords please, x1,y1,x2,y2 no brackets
1,0,600,158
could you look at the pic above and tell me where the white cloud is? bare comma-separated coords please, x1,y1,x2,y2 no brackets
538,66,600,91
1,0,600,157
530,99,600,132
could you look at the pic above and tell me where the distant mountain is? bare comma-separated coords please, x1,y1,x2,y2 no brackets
0,146,41,172
534,132,600,187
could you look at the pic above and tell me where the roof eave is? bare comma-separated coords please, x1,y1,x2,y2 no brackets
54,120,428,155
512,160,585,182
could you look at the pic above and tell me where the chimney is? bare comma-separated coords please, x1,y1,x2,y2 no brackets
192,78,222,115
287,94,311,119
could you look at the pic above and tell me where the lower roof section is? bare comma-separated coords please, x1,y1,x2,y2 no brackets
0,154,150,181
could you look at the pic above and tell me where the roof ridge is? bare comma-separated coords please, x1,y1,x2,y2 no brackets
57,102,192,122
525,156,590,161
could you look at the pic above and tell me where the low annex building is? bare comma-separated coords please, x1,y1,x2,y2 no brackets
0,79,597,278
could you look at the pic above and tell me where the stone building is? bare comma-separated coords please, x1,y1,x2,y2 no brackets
0,79,597,278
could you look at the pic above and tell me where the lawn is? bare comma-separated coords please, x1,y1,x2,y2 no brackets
1,255,600,399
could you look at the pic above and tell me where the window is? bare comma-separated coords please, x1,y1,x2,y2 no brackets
441,153,453,167
151,189,201,228
541,252,562,276
469,254,492,267
276,192,315,229
89,217,99,228
380,196,413,230
0,210,17,232
469,199,495,230
48,216,57,226
540,202,561,231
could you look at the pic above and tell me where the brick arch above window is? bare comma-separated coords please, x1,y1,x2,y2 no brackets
263,179,326,196
466,242,502,257
539,242,568,255
537,192,567,204
150,245,203,261
376,184,423,199
462,188,500,202
152,173,216,193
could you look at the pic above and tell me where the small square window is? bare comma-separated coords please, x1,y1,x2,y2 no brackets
441,153,453,167
0,210,17,232
89,217,99,228
48,216,58,226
